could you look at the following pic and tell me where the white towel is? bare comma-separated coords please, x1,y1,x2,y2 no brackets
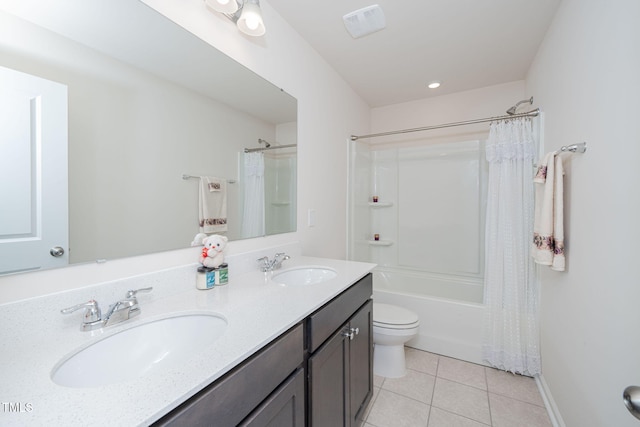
199,176,227,233
532,152,565,271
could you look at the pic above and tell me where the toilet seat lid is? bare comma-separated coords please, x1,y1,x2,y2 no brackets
373,303,419,327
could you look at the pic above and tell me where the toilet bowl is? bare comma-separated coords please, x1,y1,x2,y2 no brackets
373,302,419,378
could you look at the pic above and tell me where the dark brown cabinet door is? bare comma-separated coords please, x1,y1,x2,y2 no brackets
308,300,373,427
240,368,305,427
308,323,349,426
349,300,373,426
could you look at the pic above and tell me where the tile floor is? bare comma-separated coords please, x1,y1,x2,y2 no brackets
363,347,553,427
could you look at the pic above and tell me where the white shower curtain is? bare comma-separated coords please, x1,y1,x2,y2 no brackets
483,117,540,376
241,152,265,238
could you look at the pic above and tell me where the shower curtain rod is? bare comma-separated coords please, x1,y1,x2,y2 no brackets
244,143,297,153
350,108,541,141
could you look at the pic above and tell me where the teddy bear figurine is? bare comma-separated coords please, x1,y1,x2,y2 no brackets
199,234,228,269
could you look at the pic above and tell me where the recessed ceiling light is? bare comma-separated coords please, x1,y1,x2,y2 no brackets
427,81,441,89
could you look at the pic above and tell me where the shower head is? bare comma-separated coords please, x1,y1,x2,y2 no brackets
258,138,271,148
506,96,534,115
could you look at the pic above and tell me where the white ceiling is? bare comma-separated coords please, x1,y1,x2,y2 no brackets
267,0,561,107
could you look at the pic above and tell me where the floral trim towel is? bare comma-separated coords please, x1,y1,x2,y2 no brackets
532,152,565,271
199,176,227,233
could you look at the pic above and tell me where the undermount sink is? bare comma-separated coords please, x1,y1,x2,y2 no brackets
272,266,337,286
51,313,227,388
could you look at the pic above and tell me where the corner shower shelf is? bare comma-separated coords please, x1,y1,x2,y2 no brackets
368,202,393,208
366,240,393,246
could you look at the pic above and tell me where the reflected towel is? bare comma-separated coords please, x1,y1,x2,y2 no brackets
532,152,565,271
199,176,227,233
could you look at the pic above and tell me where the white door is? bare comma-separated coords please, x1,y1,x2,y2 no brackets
0,65,68,274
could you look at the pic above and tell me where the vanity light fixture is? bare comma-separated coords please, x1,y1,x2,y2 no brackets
427,81,441,89
205,0,266,37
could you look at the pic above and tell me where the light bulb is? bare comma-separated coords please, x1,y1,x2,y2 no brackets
237,1,265,36
245,15,259,30
205,0,238,14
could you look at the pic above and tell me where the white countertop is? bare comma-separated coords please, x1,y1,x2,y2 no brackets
0,256,375,426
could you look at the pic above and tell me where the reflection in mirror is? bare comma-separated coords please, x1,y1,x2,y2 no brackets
241,142,297,238
0,0,297,275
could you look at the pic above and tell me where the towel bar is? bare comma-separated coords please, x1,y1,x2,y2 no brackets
182,174,237,184
533,142,587,167
559,142,587,153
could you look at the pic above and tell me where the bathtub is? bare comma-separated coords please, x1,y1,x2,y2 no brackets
371,268,487,365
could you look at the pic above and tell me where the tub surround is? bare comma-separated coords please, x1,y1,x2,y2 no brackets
0,249,375,425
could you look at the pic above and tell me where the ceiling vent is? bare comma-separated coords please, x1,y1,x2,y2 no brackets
342,4,386,39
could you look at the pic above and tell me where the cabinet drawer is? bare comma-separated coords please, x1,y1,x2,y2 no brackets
154,323,304,427
307,273,372,353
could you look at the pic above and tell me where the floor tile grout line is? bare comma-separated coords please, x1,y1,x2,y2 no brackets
500,390,545,407
431,406,493,427
488,390,548,408
484,366,494,426
429,398,493,426
433,357,490,392
434,374,490,393
377,386,433,406
431,354,493,426
424,354,440,426
365,386,432,427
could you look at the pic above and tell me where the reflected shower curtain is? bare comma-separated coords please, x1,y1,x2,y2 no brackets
241,152,265,238
483,118,540,376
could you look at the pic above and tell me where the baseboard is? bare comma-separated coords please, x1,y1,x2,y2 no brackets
536,374,566,427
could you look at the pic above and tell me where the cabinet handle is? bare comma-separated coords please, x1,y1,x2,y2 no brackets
342,329,354,340
342,327,359,340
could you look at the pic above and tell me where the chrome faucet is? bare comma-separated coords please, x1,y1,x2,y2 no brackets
103,287,152,326
61,287,153,331
60,300,103,332
257,253,290,272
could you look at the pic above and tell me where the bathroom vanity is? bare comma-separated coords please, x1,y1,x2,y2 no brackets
154,273,373,426
0,253,375,426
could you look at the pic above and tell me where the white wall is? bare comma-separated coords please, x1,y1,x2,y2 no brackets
526,0,640,425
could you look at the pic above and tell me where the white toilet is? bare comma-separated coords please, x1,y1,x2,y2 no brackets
373,302,420,378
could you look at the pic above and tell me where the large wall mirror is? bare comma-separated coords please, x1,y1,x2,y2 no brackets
0,0,297,275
